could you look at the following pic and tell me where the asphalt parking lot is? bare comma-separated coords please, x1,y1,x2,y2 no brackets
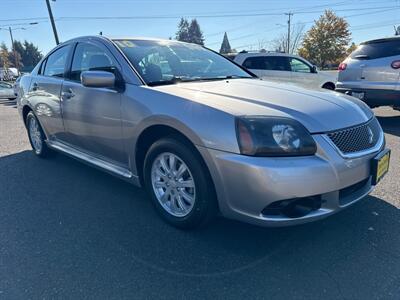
0,98,399,299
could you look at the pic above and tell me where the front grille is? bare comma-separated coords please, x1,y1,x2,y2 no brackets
327,118,381,154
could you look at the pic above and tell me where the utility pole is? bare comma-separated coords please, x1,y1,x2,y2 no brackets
285,12,293,54
45,0,59,45
8,27,20,75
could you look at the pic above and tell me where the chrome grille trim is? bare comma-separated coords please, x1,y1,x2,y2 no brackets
323,118,384,158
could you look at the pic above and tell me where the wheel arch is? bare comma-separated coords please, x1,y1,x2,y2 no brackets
134,122,204,185
322,81,336,90
22,105,33,126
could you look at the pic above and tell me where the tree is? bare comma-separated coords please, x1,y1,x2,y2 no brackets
0,43,10,69
347,42,357,55
272,24,305,54
22,40,42,69
188,19,204,45
175,18,205,45
176,18,190,43
298,10,350,68
219,32,232,54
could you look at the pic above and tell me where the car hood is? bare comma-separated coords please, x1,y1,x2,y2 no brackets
152,78,373,133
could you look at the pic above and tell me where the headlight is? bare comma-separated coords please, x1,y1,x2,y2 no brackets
236,116,317,156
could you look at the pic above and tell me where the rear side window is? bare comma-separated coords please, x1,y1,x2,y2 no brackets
351,40,400,60
43,45,71,77
70,43,118,82
243,56,290,71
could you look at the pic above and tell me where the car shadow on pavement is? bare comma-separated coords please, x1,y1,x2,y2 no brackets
0,98,17,108
377,114,400,137
1,150,399,299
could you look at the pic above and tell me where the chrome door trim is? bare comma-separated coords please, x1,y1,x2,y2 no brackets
47,140,140,184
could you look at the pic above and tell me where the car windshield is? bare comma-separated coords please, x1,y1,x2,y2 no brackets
113,39,253,86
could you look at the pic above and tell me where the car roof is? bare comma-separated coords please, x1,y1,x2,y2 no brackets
63,35,197,46
235,51,294,58
362,36,400,45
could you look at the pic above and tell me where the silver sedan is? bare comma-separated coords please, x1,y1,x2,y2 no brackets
17,36,390,229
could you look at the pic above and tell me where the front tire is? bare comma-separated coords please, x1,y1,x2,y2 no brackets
26,111,52,158
144,137,218,229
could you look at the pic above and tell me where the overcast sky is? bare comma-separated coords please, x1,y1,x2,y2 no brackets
1,0,400,54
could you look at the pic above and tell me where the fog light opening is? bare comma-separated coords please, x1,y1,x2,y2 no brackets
262,196,322,218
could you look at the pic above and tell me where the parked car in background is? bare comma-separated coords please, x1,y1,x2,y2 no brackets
0,81,17,99
0,68,19,81
234,51,337,90
17,36,389,229
336,36,400,109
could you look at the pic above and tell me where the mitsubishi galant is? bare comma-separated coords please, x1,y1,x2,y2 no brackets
17,36,390,229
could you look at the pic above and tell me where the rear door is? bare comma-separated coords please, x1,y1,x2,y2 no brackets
61,41,126,165
27,44,72,139
242,55,292,83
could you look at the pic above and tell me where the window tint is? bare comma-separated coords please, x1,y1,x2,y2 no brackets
70,43,117,82
351,40,400,60
289,58,311,73
43,45,71,77
243,56,290,71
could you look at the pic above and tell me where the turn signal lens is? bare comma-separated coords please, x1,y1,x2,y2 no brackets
338,63,347,71
237,119,255,155
391,60,400,69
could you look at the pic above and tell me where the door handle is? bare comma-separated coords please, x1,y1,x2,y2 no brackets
61,88,75,99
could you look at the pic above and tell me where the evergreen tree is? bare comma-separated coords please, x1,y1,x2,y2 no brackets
22,40,42,68
188,19,204,45
176,18,190,43
219,32,232,54
175,18,205,45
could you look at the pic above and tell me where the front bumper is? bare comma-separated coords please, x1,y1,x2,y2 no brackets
198,135,385,227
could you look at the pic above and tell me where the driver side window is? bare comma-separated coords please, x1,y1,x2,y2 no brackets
289,58,312,73
70,43,118,82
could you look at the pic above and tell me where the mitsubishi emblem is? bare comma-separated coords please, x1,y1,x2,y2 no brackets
367,127,374,144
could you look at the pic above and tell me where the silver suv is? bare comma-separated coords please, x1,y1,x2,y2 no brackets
336,36,400,109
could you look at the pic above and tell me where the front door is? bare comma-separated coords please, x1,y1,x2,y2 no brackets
61,41,126,165
289,57,317,89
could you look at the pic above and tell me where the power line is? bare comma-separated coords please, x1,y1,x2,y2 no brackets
1,4,395,23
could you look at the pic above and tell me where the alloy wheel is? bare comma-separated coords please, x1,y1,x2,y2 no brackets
151,152,196,217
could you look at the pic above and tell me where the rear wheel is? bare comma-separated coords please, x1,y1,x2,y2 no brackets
144,137,218,229
26,111,52,158
322,82,335,90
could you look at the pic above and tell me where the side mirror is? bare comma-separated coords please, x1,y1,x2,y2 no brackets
81,71,115,88
311,65,318,73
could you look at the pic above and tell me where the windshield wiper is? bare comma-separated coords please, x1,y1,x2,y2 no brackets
191,75,253,81
147,76,192,86
147,75,253,86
